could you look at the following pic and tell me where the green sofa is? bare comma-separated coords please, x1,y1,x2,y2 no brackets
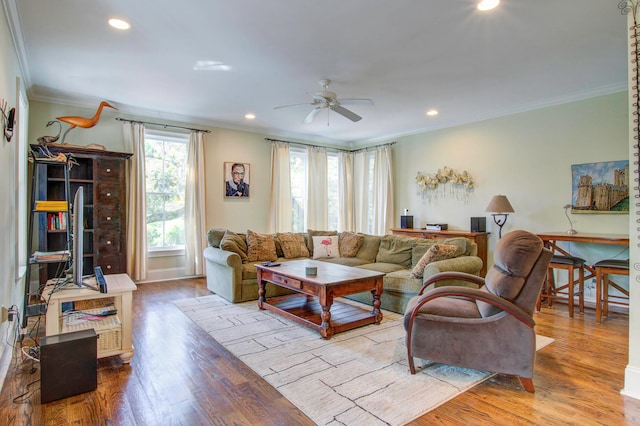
203,229,484,314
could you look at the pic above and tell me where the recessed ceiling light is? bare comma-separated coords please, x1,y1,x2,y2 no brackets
245,113,256,120
193,60,231,71
108,18,130,30
477,0,499,11
426,109,439,116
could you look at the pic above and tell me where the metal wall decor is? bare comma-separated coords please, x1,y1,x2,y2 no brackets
415,166,474,201
0,98,15,142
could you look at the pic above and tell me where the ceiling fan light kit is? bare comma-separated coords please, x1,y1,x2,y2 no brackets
275,79,374,125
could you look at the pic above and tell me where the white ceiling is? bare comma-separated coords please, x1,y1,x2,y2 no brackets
4,0,629,147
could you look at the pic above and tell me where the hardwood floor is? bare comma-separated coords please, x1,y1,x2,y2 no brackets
1,277,639,425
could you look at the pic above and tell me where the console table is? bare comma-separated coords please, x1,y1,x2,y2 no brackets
390,228,490,276
43,273,137,363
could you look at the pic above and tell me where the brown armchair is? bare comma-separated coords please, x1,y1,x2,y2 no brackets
403,230,552,392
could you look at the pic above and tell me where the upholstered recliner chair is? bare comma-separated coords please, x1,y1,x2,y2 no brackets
403,230,552,392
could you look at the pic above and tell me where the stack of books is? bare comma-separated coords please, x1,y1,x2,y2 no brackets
35,200,68,212
32,250,70,262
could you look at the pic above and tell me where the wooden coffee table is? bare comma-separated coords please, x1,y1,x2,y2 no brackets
256,259,385,339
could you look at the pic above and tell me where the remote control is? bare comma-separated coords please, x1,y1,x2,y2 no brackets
95,266,107,293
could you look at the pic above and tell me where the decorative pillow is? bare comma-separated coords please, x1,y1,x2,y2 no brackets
220,230,248,262
410,244,460,278
312,235,340,259
276,232,310,259
207,228,226,248
246,229,278,262
307,229,338,254
339,231,364,258
376,235,414,268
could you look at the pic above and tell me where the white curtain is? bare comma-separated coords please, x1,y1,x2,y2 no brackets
372,145,394,235
184,131,207,276
306,146,328,230
122,122,148,281
268,142,292,232
353,150,369,233
338,151,355,232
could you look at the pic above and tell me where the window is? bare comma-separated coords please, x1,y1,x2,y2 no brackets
290,147,307,232
289,147,340,232
144,130,188,251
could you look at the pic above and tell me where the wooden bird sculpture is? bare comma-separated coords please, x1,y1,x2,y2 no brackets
57,101,117,142
37,120,62,145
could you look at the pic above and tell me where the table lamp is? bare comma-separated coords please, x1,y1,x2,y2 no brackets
563,204,577,235
485,195,514,239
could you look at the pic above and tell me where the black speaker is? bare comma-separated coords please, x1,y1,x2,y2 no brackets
470,217,486,233
40,329,98,403
400,215,413,229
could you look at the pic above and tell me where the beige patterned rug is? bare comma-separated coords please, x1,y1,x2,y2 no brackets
174,294,553,426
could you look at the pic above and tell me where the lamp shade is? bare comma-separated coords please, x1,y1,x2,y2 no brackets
485,195,515,213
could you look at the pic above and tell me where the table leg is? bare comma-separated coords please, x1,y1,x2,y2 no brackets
371,278,383,323
320,299,334,339
257,269,265,309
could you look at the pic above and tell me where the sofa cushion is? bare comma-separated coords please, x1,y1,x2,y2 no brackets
220,230,248,262
207,228,227,248
339,232,364,257
246,229,278,262
321,257,368,267
241,263,258,280
276,232,309,259
356,262,406,274
376,235,414,268
383,269,423,294
354,234,381,263
312,235,340,259
307,229,338,253
410,244,462,279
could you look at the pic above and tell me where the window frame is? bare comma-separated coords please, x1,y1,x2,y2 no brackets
144,129,189,254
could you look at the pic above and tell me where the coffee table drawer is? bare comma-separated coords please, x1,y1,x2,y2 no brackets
270,273,302,290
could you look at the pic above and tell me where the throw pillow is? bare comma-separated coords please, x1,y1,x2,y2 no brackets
220,230,248,262
339,231,364,258
276,232,310,259
410,244,460,278
307,229,338,254
207,228,226,248
312,235,340,259
246,229,278,262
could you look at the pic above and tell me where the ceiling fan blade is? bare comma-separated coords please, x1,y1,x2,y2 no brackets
303,107,322,124
274,102,313,110
337,98,375,106
330,105,362,122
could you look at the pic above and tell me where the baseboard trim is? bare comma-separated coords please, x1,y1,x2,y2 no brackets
0,341,14,394
622,365,640,400
138,267,204,284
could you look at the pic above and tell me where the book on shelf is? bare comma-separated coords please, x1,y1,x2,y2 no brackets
32,250,70,261
47,212,67,230
35,200,68,212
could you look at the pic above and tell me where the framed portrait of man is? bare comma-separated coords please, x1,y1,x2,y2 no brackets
224,162,250,198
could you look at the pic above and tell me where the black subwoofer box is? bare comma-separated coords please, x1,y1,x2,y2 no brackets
470,217,486,233
40,329,97,403
400,215,413,229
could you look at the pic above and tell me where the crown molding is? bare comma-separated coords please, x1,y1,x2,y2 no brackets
2,0,32,96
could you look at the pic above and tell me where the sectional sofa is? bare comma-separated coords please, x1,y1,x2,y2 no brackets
203,228,484,314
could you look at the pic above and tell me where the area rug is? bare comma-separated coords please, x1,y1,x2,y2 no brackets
174,294,553,426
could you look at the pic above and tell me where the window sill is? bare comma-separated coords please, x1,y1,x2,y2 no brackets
148,248,185,258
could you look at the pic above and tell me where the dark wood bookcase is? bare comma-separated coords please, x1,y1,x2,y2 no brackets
31,144,132,282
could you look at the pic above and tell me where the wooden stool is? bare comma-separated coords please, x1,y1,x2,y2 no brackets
537,255,585,318
593,259,629,324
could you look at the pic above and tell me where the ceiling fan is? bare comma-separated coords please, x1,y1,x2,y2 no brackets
274,79,374,125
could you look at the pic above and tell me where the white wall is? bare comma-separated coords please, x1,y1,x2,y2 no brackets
392,92,629,271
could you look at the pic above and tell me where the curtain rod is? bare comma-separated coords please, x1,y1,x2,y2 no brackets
115,117,211,133
265,138,395,152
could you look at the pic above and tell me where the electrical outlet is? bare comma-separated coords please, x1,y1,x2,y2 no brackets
1,306,7,323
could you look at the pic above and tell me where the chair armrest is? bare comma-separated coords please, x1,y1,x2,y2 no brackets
408,285,535,328
419,271,485,295
203,246,242,268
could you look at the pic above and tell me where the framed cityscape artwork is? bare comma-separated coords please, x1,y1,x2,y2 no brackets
571,160,629,214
